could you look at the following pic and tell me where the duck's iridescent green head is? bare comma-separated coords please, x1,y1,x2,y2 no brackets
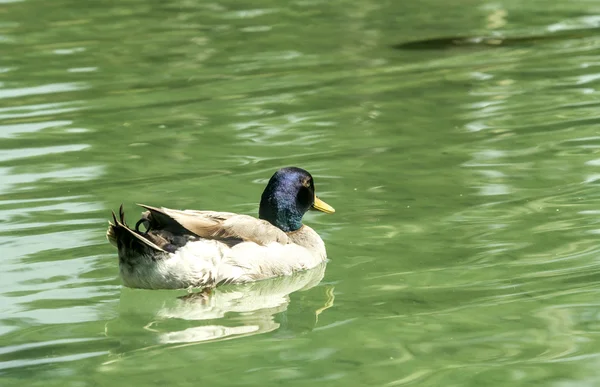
259,167,335,232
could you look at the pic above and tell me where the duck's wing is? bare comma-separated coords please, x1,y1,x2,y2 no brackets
138,204,290,246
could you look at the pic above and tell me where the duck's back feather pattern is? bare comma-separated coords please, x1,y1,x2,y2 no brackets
139,205,289,246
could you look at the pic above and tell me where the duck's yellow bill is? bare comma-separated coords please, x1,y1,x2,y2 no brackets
312,196,335,214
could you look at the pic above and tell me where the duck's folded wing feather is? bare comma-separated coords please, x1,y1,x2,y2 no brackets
138,204,289,246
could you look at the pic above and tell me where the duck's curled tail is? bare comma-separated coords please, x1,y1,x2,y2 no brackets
106,205,167,257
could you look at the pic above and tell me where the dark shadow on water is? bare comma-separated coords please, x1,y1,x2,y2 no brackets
392,29,596,50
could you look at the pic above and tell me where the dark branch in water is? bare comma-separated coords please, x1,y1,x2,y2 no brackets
392,30,594,50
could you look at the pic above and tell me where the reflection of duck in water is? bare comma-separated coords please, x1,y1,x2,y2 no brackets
106,167,335,290
157,264,331,344
109,264,333,347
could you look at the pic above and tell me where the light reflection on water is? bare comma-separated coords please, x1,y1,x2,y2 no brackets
0,14,110,368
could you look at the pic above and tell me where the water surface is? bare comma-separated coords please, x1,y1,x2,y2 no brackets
3,0,600,386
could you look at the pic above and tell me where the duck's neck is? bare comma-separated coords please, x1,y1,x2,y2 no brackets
259,193,303,232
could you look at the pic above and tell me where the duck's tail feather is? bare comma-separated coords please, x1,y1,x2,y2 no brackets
106,204,167,254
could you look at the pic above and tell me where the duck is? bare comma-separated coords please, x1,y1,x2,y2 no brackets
106,167,335,290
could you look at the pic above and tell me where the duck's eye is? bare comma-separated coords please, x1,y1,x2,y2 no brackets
301,177,311,188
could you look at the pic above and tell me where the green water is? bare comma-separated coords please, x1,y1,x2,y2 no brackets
3,0,600,385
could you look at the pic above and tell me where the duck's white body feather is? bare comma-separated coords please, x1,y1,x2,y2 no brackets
117,224,326,290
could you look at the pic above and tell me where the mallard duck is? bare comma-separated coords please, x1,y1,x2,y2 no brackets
106,167,335,289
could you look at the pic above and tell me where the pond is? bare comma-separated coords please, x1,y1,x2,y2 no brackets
2,0,600,385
